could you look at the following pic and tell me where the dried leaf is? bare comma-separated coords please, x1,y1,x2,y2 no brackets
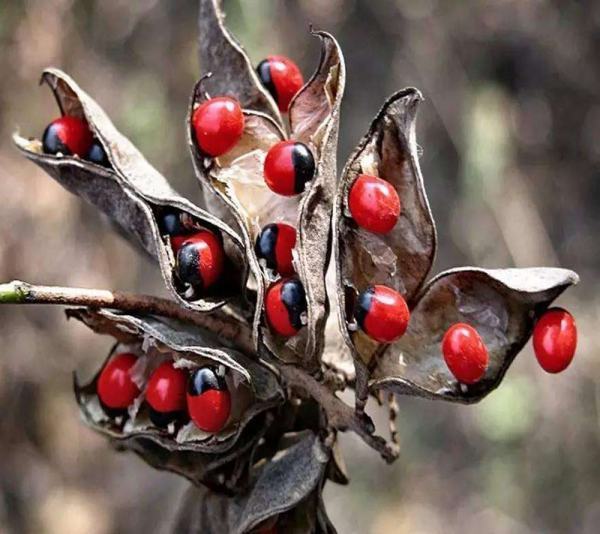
173,432,333,534
70,309,283,459
370,267,579,403
197,0,282,125
16,68,250,312
332,90,436,395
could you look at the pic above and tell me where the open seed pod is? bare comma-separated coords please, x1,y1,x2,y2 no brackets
69,308,284,487
370,267,579,402
191,22,345,369
14,69,249,312
173,431,335,534
333,89,435,397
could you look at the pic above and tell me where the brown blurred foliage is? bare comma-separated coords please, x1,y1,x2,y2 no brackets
0,1,599,533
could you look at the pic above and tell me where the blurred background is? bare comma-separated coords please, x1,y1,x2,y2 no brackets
0,0,598,532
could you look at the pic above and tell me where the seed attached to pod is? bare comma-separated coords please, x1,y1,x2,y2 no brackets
533,308,577,373
187,367,231,433
255,223,297,276
87,139,110,167
192,96,245,157
442,323,489,384
264,140,315,196
145,361,188,427
97,352,140,416
265,278,307,337
354,285,409,343
256,55,304,112
42,116,93,158
176,230,225,293
348,174,401,234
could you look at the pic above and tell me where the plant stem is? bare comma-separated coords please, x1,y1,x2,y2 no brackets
278,364,399,463
0,280,253,352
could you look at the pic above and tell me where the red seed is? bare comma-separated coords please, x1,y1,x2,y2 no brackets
264,141,315,196
176,230,225,290
187,368,231,433
442,323,489,384
42,116,93,158
533,308,577,373
145,361,187,414
355,285,409,343
257,55,304,112
97,353,140,410
348,174,401,234
192,97,245,157
265,278,307,337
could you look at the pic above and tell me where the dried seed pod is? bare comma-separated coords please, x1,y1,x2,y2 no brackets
370,267,578,403
333,89,435,398
191,31,345,369
69,308,283,486
173,432,335,533
197,0,282,126
15,68,249,312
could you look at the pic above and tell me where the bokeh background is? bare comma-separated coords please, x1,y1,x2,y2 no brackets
0,0,599,532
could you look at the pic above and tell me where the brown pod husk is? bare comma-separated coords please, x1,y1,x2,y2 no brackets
173,431,334,534
197,0,282,126
370,267,579,403
332,89,435,398
15,68,249,312
69,309,284,464
12,135,157,257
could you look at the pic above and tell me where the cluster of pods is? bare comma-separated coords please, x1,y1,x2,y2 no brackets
39,55,579,385
96,352,231,433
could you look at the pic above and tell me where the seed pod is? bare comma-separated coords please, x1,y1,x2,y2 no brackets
333,89,436,400
191,31,345,369
370,267,578,403
70,308,284,487
15,69,249,312
173,432,335,533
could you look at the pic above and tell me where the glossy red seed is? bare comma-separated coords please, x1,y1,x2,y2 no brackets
177,231,225,290
355,285,409,343
265,278,307,337
264,140,314,196
255,223,297,276
442,323,489,384
42,116,93,158
192,97,245,157
348,174,401,234
533,308,577,373
145,362,187,414
265,55,304,112
187,389,231,433
97,353,140,410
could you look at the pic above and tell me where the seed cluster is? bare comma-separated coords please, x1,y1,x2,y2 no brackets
96,352,232,433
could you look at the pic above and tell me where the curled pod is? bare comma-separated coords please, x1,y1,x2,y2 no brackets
332,89,436,399
173,432,336,534
369,267,578,403
14,69,249,312
190,31,345,369
70,308,284,487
